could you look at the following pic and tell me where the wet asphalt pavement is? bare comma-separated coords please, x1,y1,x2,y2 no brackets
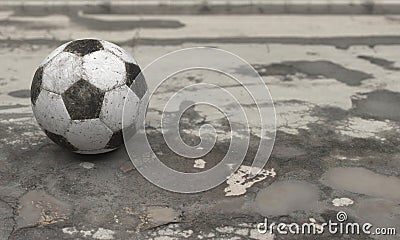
0,5,399,240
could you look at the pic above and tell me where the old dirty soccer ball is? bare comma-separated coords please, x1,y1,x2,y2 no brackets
31,39,148,154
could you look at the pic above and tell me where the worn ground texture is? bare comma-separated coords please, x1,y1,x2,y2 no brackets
0,4,399,240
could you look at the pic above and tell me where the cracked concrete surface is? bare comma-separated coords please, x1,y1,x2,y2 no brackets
0,198,15,240
0,6,399,240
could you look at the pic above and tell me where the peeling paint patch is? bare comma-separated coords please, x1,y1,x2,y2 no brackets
146,223,274,240
332,197,354,207
194,159,206,169
249,229,274,240
308,218,324,233
332,155,360,161
216,226,235,233
62,227,99,238
62,227,78,235
79,162,95,169
148,224,193,239
81,229,94,237
92,228,115,240
224,165,276,197
275,102,318,135
337,117,395,140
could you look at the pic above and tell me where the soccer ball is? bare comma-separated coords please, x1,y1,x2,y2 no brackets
31,39,147,154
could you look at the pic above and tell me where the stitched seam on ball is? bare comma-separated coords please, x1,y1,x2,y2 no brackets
40,86,64,95
98,117,117,134
102,43,137,64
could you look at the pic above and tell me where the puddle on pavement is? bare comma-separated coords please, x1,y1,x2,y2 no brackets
352,89,400,122
16,190,72,229
320,167,400,201
139,206,183,230
8,89,30,98
272,145,306,159
355,198,400,230
252,60,372,86
358,55,400,71
71,15,185,31
2,12,185,31
254,181,320,216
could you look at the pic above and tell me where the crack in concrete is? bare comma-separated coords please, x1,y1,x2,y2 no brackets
0,198,17,240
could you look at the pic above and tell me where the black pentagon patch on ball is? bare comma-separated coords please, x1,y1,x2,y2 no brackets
105,130,123,149
31,66,43,105
64,39,104,56
62,79,105,120
105,124,137,150
125,62,142,87
44,130,78,151
130,73,147,100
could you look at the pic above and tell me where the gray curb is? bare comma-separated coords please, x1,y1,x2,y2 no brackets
1,1,400,15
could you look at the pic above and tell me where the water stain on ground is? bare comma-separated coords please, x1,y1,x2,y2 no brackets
4,12,185,31
0,104,29,110
320,167,400,201
254,181,320,216
351,89,400,122
253,60,372,86
16,190,72,229
4,36,400,50
355,198,400,231
210,198,247,214
311,105,349,121
139,206,183,230
0,19,61,30
72,15,185,31
119,36,400,49
358,55,400,71
0,112,32,120
272,145,306,159
8,89,30,98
